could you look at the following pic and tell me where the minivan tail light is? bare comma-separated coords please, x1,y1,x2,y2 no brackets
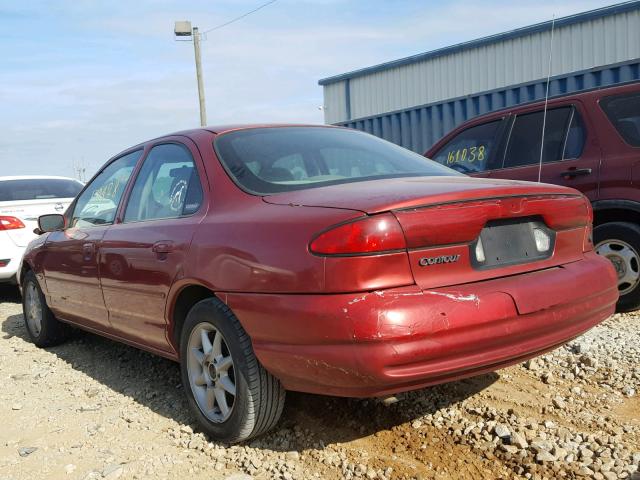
310,213,406,255
0,216,25,230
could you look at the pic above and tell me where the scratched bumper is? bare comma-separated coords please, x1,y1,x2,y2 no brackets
225,252,618,397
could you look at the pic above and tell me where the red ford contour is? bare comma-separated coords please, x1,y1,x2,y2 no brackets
20,125,618,443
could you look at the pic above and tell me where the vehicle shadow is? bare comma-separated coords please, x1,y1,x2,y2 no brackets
0,285,21,304
1,311,498,451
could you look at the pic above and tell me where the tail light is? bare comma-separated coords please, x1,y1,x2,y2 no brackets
0,216,25,230
310,213,406,255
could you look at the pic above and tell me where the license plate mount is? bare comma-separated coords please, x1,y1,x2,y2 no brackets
470,217,555,270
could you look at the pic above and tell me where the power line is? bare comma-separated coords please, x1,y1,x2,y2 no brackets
201,0,278,34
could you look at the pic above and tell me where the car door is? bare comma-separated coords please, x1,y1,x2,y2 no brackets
99,139,207,352
429,118,508,177
42,150,142,329
490,104,600,200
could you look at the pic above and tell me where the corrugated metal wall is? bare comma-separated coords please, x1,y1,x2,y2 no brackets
321,3,640,126
322,81,348,126
340,60,640,153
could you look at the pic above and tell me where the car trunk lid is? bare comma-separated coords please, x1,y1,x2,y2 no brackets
393,193,590,290
263,176,577,213
265,176,591,291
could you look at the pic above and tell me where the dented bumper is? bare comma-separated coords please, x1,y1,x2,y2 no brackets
225,252,618,397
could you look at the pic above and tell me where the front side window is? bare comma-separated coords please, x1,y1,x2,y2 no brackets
600,93,640,147
124,144,203,222
431,120,503,174
70,150,142,228
503,107,581,168
214,127,458,195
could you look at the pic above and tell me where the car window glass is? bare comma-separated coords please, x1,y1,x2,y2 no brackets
0,179,83,202
431,121,502,174
124,144,203,222
503,107,574,168
214,127,458,195
70,151,142,228
601,93,640,147
320,147,396,177
563,110,585,159
270,154,309,181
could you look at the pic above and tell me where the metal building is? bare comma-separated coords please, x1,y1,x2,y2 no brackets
319,1,640,153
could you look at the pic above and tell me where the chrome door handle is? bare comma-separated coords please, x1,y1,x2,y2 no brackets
561,168,592,178
152,241,175,254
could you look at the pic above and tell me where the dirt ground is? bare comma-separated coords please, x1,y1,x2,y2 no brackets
0,285,638,480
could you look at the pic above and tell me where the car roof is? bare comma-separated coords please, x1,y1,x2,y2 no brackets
0,175,81,182
130,124,341,147
455,80,640,125
206,123,337,135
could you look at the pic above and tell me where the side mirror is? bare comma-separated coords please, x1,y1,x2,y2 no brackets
38,214,65,233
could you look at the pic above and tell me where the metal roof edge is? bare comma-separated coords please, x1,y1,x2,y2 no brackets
318,1,640,86
332,59,640,125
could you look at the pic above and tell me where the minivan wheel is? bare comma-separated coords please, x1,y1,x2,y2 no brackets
594,221,640,312
179,298,285,444
21,270,71,347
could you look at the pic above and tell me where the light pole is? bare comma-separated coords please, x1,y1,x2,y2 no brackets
175,21,207,127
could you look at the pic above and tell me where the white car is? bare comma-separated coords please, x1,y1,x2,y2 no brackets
0,176,83,284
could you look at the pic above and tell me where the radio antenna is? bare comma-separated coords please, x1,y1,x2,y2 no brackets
538,15,556,183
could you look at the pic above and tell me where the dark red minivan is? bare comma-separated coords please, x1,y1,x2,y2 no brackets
21,125,617,443
426,82,640,311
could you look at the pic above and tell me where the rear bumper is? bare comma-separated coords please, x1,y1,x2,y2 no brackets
0,240,23,283
225,252,618,397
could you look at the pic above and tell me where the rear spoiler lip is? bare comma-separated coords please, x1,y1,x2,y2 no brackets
392,192,583,213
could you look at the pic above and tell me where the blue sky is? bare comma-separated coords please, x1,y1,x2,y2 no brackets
0,0,617,178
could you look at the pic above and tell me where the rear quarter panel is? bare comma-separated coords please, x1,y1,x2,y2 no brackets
589,86,640,203
178,132,416,295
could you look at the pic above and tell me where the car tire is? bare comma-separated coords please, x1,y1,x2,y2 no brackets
179,298,285,443
594,221,640,312
21,270,71,347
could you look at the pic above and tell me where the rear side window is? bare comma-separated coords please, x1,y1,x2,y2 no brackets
431,121,502,174
601,93,640,147
503,107,583,168
0,178,83,202
124,144,203,222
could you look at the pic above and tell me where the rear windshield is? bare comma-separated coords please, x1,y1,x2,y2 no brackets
214,127,459,194
0,178,83,202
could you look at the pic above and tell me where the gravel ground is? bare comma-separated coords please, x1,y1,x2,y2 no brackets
0,285,638,480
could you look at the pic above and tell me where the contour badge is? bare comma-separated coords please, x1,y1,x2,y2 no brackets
418,254,461,267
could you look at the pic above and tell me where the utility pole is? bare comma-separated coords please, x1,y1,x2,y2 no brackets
174,21,207,127
192,27,207,127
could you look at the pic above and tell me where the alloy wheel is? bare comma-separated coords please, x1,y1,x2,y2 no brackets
186,322,236,423
24,282,43,337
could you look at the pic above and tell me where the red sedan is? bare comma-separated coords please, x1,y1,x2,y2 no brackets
20,125,618,443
